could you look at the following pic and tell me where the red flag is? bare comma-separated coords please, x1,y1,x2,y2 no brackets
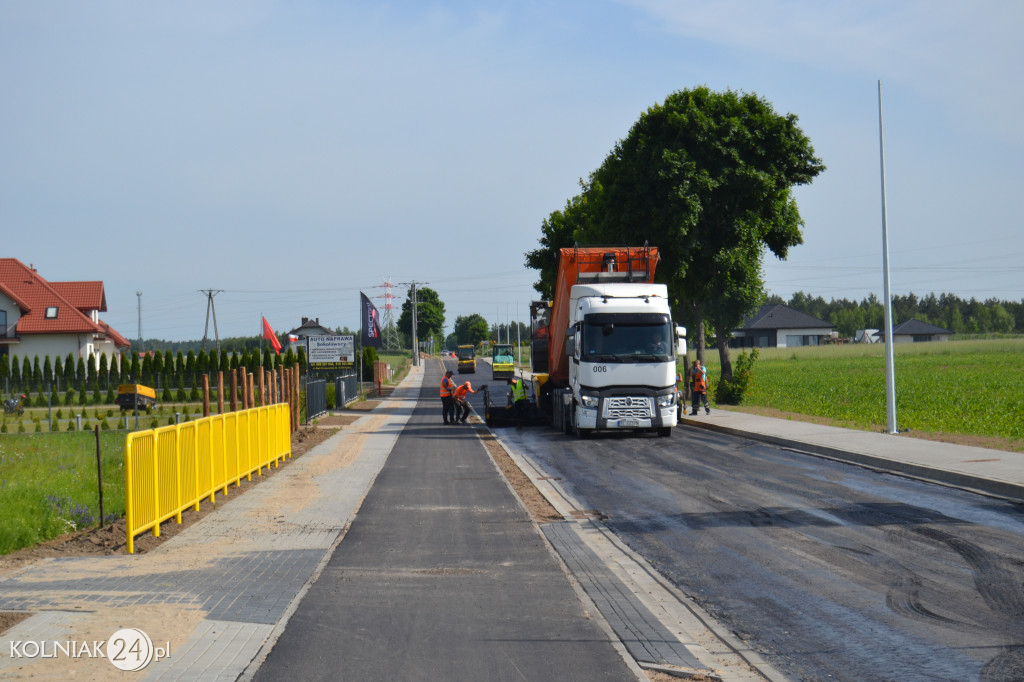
262,316,282,354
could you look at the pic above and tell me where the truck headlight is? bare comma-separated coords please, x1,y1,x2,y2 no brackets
657,393,675,408
581,395,599,408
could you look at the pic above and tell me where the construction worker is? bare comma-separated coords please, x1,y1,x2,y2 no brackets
440,370,457,424
509,377,528,407
509,376,529,427
453,381,477,424
690,359,710,415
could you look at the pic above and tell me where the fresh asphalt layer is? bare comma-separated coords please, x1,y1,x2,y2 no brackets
252,362,640,681
1,357,1020,681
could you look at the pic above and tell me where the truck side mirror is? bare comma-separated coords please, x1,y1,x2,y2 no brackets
566,337,576,356
676,326,687,356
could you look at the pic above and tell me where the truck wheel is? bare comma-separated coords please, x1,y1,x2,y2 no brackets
657,427,672,438
576,427,591,439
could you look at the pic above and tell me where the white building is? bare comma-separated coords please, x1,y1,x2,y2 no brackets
0,258,131,371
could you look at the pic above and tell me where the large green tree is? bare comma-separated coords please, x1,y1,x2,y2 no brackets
527,87,824,380
524,189,595,300
453,314,489,346
398,286,446,341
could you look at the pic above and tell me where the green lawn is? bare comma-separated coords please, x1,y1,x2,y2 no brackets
0,431,126,554
696,338,1024,445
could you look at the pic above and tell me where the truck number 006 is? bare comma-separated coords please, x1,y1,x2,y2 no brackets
592,366,608,372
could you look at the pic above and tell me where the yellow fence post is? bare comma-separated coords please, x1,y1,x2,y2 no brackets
125,433,135,555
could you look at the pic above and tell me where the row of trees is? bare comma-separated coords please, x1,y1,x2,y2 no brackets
777,291,1024,337
0,346,309,398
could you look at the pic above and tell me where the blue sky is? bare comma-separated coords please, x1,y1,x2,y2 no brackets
2,1,1021,340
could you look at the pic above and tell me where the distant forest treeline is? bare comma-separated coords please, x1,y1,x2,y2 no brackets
134,326,360,354
132,336,287,354
770,292,1024,336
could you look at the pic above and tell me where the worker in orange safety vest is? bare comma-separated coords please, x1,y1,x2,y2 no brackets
690,359,710,415
440,370,457,425
453,381,477,424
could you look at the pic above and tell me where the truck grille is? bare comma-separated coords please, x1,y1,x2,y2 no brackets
604,396,652,419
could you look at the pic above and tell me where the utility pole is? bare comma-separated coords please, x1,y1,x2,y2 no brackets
400,280,427,367
878,81,898,434
136,291,143,350
200,289,224,354
411,282,419,367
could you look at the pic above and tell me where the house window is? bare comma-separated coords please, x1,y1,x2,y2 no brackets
45,306,58,319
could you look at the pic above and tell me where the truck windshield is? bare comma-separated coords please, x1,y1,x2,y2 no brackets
458,348,475,359
581,314,673,362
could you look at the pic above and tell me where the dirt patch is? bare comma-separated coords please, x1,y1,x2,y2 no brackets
343,400,382,412
313,414,363,427
0,424,339,581
721,405,1024,453
479,429,563,525
0,611,30,635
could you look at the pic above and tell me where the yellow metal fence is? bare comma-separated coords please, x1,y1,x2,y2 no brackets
124,403,291,553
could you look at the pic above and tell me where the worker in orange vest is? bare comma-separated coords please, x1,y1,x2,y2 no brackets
440,369,457,425
453,381,477,424
690,359,710,415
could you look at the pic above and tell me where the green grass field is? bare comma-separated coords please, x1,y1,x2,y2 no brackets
696,338,1024,446
0,431,126,554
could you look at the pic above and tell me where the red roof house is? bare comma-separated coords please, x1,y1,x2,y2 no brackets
0,258,131,368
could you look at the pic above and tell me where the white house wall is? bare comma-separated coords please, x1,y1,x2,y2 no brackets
893,333,950,343
6,334,120,373
0,296,19,336
778,327,832,348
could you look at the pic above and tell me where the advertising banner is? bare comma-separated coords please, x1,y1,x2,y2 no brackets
360,292,382,348
307,335,355,370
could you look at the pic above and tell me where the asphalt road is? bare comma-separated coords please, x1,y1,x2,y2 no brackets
254,360,637,682
498,412,1024,681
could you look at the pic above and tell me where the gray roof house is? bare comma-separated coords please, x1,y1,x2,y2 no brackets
285,317,337,352
883,319,952,343
730,304,834,348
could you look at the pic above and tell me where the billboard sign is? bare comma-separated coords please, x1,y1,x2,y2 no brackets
307,335,355,370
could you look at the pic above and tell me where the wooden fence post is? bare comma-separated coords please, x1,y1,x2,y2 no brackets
293,368,301,429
